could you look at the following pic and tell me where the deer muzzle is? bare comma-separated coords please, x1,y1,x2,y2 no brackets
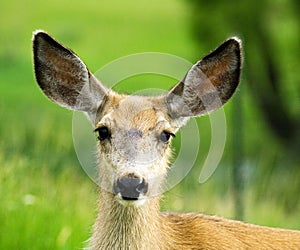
113,174,148,201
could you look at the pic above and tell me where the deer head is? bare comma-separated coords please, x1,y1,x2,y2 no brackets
33,31,241,207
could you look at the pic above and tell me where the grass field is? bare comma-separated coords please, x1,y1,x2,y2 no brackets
1,0,299,249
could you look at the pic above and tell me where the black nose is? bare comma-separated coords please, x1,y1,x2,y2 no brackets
113,175,148,200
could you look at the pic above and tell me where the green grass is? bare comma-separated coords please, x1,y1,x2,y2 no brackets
0,151,94,249
0,0,299,249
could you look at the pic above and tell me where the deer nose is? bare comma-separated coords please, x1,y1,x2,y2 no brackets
113,175,148,200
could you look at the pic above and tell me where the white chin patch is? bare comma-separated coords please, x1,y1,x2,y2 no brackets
115,194,147,207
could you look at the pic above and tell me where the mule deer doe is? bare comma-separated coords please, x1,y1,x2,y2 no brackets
33,31,300,249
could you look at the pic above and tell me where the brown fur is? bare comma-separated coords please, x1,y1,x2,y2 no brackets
131,108,158,134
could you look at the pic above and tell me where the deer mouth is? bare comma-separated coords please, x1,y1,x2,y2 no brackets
115,192,147,207
122,196,138,201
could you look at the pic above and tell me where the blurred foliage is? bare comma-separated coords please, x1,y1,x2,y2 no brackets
0,0,299,248
188,0,300,211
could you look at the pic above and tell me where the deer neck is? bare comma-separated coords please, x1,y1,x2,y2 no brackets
89,190,171,250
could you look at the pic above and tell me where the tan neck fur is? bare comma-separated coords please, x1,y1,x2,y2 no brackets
88,190,300,249
89,191,173,250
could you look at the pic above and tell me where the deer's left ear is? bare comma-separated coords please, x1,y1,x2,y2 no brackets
165,37,242,118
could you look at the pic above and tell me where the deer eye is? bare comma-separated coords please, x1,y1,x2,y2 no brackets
95,126,111,141
159,131,175,144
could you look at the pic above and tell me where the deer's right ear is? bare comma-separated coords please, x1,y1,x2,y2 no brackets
33,31,108,120
165,38,242,120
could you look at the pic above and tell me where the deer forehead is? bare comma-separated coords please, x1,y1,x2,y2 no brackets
98,94,171,134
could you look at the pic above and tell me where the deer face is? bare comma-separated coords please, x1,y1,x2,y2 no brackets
94,94,176,205
33,30,241,207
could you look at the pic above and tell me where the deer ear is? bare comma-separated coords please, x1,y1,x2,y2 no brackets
33,30,108,121
166,37,242,118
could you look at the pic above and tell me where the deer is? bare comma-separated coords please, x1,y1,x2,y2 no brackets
32,30,300,249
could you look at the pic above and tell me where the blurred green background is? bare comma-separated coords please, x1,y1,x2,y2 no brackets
0,0,299,249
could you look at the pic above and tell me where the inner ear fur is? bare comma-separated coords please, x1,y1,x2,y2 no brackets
33,30,108,115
